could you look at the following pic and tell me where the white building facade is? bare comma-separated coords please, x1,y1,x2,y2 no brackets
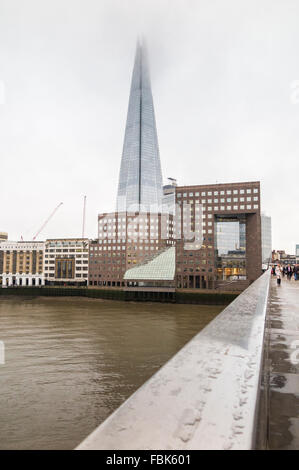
44,239,89,286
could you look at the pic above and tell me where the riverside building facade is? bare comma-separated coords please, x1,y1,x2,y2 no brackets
0,241,45,287
175,181,262,291
88,181,262,292
44,238,89,286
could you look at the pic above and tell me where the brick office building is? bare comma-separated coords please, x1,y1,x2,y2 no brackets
88,181,262,292
175,181,261,291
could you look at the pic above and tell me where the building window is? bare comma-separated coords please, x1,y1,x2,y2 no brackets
215,214,246,281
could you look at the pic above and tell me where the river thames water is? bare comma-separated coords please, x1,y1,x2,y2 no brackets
0,296,225,450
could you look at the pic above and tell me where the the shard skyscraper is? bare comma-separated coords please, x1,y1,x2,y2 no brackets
116,40,163,213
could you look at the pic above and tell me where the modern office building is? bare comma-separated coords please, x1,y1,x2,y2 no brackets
174,181,261,291
91,181,262,292
44,239,89,286
162,178,177,215
116,40,163,213
0,241,45,287
261,213,272,266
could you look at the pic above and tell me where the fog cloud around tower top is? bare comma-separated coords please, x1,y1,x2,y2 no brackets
0,0,298,253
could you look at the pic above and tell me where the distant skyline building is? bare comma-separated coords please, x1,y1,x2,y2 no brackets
116,39,163,213
261,213,272,266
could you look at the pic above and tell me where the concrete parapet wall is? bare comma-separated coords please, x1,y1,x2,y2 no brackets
77,270,271,450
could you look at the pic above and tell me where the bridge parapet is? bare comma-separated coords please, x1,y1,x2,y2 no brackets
77,270,271,450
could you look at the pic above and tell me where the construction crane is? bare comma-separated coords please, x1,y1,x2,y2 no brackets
82,196,86,238
32,202,63,240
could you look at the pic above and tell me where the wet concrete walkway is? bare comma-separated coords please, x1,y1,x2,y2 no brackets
266,277,299,449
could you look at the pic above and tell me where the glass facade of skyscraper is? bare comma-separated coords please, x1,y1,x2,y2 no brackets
116,41,163,213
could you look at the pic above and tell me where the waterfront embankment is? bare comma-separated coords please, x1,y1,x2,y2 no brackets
0,286,238,305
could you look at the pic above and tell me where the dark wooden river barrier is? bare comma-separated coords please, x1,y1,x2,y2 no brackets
0,286,238,305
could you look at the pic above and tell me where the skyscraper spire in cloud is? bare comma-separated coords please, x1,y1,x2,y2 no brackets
116,39,163,213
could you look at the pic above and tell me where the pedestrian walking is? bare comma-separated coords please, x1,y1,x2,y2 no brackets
275,265,282,285
286,264,292,280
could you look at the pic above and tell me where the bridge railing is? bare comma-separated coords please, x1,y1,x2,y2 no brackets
76,269,271,450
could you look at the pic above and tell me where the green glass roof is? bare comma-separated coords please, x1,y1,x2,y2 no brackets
124,247,175,281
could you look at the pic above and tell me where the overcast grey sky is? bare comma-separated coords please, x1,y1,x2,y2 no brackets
0,0,298,253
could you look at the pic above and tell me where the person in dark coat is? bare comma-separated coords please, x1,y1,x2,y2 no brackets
286,264,292,280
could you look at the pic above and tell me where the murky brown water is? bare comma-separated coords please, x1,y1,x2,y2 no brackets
0,296,224,450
